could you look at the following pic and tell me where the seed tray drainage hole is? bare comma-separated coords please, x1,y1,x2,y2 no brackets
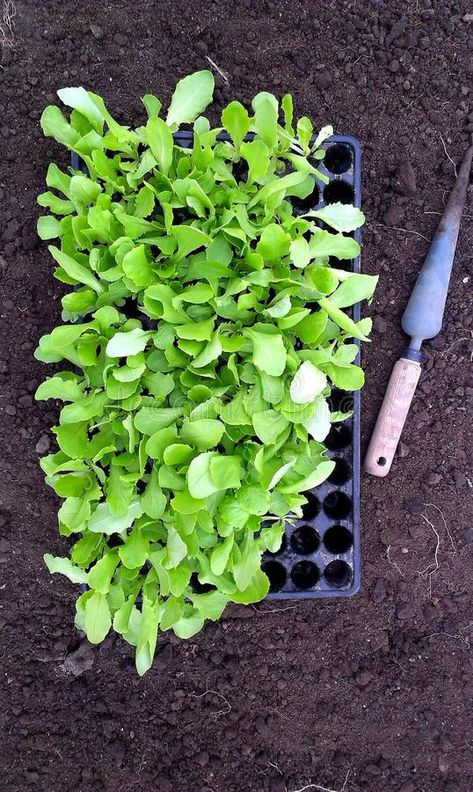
324,559,353,588
324,143,353,174
290,525,320,555
325,424,352,450
324,525,353,554
301,492,321,520
327,389,355,413
290,178,320,214
328,458,351,485
262,561,287,592
323,491,352,520
323,180,355,205
291,560,320,589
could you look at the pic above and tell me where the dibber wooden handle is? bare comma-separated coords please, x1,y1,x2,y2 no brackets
364,357,421,477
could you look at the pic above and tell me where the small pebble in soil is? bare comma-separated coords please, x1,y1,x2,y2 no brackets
371,577,387,602
90,24,104,39
424,471,443,486
35,435,50,454
404,498,424,514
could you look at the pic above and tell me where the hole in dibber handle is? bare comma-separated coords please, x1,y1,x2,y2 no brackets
363,356,422,477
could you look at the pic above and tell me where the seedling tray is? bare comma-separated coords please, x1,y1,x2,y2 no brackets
262,136,362,599
71,133,362,601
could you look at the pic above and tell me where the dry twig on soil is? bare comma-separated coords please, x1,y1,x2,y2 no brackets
418,514,441,597
289,769,352,792
0,0,16,50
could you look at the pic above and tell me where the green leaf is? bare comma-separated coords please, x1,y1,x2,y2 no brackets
106,328,150,357
328,274,378,308
35,375,82,402
221,101,251,149
48,245,103,294
57,86,106,133
306,202,365,233
191,590,228,621
290,237,311,269
303,397,331,442
58,496,91,532
210,535,234,576
279,459,335,493
192,333,222,368
318,297,370,341
146,116,174,175
121,245,153,289
187,452,219,499
230,568,269,604
119,527,149,569
165,526,188,569
166,70,214,127
240,139,270,183
173,611,204,639
209,455,241,490
256,224,291,261
233,543,262,591
141,468,167,519
308,229,360,260
87,552,119,594
252,410,289,445
236,485,271,516
245,325,287,377
281,93,294,133
69,174,102,205
44,553,88,584
106,465,134,516
160,596,184,630
84,591,111,644
88,500,143,535
40,105,80,148
290,361,327,404
142,93,162,117
37,215,62,240
297,116,313,154
252,92,278,149
134,406,181,434
181,418,225,450
172,225,211,259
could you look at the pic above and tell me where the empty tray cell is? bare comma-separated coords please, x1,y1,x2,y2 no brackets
291,561,320,589
328,458,351,486
323,559,353,588
262,561,288,593
323,180,355,205
327,389,355,414
323,491,352,520
325,424,352,450
323,525,353,554
301,492,321,520
324,142,353,174
290,525,320,555
290,177,320,214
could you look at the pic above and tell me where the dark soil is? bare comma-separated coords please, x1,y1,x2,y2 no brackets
1,2,473,791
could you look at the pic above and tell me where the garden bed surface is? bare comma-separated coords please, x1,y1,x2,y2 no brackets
0,2,472,791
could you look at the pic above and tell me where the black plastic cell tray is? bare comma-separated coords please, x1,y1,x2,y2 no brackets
71,132,362,600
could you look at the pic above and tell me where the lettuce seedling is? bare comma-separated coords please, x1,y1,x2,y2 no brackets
35,71,377,674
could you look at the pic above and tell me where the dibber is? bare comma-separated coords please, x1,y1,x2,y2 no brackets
364,141,473,477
